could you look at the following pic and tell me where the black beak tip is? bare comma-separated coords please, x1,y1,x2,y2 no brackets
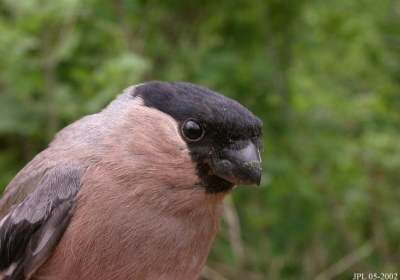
256,165,262,186
241,161,262,186
256,173,262,186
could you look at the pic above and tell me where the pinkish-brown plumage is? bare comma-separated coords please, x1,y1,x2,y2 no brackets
34,97,225,280
0,81,262,280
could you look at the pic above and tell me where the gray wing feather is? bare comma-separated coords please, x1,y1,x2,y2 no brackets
0,164,83,280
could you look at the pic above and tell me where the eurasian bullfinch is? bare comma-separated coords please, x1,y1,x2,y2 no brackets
0,81,262,280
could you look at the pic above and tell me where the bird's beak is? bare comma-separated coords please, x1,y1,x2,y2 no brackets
210,140,262,186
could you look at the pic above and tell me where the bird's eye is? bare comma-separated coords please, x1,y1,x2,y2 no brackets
181,119,204,141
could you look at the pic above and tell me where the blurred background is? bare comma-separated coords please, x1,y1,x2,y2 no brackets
0,0,399,279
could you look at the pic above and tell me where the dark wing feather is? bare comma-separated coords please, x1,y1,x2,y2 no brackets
0,165,82,280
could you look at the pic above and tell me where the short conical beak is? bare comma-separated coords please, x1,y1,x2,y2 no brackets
210,141,262,186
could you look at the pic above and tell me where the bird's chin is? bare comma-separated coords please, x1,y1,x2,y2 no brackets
204,175,235,194
196,160,235,194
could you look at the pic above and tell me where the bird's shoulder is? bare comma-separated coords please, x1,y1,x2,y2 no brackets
0,150,56,219
0,155,84,279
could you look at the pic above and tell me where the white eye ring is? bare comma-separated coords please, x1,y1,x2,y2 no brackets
181,119,204,142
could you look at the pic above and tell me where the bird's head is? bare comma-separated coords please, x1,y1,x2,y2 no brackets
126,81,263,194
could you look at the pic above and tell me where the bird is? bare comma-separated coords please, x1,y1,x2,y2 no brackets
0,81,262,280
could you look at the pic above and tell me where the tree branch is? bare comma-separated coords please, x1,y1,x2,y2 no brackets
315,242,373,280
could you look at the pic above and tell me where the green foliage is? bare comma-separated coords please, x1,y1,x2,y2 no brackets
0,0,399,278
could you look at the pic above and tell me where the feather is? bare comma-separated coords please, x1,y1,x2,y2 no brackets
0,165,82,280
